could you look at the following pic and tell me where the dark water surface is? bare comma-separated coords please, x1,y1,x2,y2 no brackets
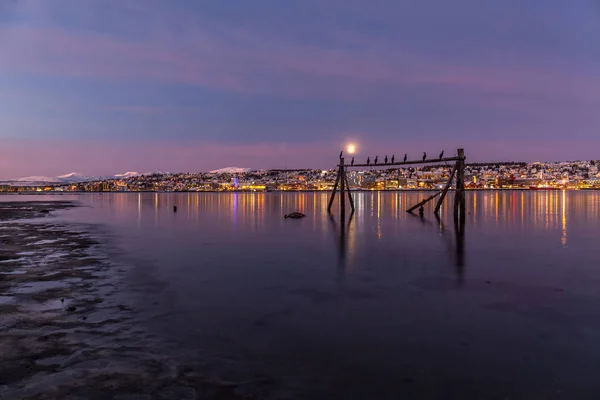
5,191,600,398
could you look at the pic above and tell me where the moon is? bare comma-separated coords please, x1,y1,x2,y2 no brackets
347,143,356,154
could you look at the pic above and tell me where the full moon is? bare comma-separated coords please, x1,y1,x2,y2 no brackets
347,144,356,154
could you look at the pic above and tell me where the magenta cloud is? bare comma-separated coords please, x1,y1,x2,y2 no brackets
3,20,594,103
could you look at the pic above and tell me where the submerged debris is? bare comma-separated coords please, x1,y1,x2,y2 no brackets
284,212,305,219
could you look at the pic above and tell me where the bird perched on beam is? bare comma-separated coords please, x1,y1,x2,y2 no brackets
422,152,427,161
374,156,378,165
404,154,407,162
439,150,444,160
391,155,395,163
384,155,388,164
339,151,343,159
351,157,354,166
366,157,370,165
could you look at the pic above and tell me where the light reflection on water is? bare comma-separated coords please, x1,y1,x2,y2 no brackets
4,191,600,398
7,190,600,296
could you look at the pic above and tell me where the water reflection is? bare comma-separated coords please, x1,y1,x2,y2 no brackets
419,211,466,283
329,212,355,279
461,190,600,247
454,215,465,283
137,193,141,228
62,189,600,253
561,190,567,247
8,190,600,399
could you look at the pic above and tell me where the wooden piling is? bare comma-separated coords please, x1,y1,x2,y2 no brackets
333,148,466,218
327,167,342,213
339,158,346,218
328,156,355,216
434,164,458,215
453,148,466,224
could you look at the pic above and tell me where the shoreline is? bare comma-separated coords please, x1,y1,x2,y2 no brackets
0,202,262,399
0,201,76,220
1,201,125,396
1,187,598,195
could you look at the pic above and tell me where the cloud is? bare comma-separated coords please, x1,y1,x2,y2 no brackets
0,138,338,178
2,2,597,102
103,105,185,115
1,0,599,162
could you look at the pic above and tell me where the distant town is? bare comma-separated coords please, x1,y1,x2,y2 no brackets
2,160,600,193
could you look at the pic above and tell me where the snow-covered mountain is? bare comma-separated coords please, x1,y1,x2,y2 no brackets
8,169,248,184
209,167,253,174
16,176,60,183
16,172,93,183
10,171,155,184
113,172,140,178
57,172,90,180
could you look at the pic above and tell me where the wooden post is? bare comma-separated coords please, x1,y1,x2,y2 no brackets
339,157,346,218
327,167,342,213
453,148,465,224
434,164,458,215
460,148,466,223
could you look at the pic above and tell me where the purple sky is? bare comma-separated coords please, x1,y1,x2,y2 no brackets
1,0,599,178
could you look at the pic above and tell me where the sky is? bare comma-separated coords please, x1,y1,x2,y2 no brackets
1,0,599,178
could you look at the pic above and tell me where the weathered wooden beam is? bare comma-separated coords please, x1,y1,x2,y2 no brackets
407,190,443,213
347,156,465,168
327,167,342,213
434,164,458,215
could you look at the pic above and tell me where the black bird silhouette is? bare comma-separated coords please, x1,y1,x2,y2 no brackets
384,155,388,164
439,150,444,160
391,155,395,163
367,157,370,165
403,154,407,162
422,152,427,161
351,157,354,166
374,156,378,165
339,151,343,159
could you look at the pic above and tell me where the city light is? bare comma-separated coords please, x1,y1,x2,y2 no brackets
347,143,357,154
1,160,598,193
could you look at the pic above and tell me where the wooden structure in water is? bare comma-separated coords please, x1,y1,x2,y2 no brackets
327,156,355,219
327,148,466,222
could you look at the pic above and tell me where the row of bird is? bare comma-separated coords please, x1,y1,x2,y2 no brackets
340,151,445,166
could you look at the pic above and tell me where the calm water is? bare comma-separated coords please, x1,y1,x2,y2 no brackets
8,191,600,398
